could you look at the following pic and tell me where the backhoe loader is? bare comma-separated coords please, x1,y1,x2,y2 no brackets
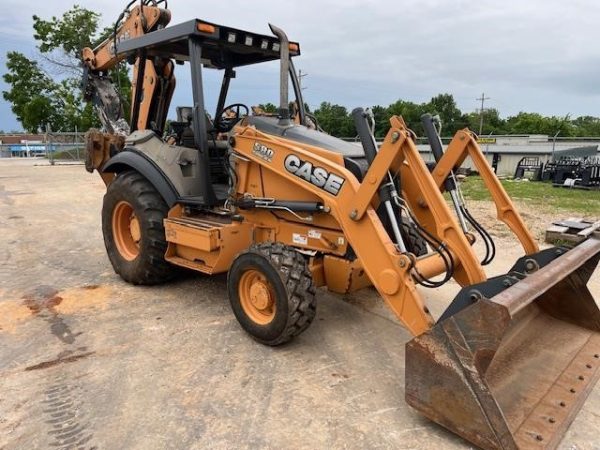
82,2,600,448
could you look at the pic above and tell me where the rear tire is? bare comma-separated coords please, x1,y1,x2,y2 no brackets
102,170,173,285
227,242,317,346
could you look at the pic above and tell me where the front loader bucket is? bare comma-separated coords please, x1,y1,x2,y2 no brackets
406,237,600,450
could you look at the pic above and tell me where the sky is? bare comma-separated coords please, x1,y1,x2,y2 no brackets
1,0,600,131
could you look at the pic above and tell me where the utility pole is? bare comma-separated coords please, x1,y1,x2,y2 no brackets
298,69,308,91
476,92,490,135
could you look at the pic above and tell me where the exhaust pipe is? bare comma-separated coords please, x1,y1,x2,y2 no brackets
269,23,291,126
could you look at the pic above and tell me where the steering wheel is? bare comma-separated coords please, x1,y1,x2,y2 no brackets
215,103,249,132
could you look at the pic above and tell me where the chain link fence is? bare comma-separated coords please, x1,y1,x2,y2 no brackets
0,132,86,163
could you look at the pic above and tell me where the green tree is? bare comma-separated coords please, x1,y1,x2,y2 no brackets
33,6,131,97
545,115,574,137
386,99,426,134
371,105,389,138
34,5,131,123
33,6,100,59
465,108,507,135
505,112,573,136
572,116,600,137
258,103,278,114
54,79,98,131
426,94,463,135
2,52,61,132
3,6,131,132
313,102,355,137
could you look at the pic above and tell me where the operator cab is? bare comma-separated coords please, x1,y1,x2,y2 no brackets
116,19,309,205
116,18,366,205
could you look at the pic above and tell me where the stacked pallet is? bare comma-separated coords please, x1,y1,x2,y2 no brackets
545,218,600,245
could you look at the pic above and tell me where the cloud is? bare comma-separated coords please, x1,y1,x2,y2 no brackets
1,0,600,131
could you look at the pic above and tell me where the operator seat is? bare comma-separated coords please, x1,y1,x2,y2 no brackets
176,107,196,148
174,106,229,184
175,106,227,150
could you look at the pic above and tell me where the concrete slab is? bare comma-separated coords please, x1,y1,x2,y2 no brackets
0,159,598,449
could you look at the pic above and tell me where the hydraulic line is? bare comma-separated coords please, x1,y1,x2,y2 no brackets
352,107,456,284
461,205,496,265
421,114,469,234
410,218,454,288
421,113,496,266
395,196,455,288
352,107,408,253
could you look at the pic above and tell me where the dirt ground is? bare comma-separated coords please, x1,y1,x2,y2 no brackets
1,158,599,449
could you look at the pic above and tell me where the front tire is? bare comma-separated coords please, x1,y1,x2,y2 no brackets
227,243,317,346
401,222,428,257
102,170,173,285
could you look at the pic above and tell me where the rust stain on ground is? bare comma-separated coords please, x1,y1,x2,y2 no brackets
56,285,112,315
0,285,112,333
22,285,63,314
0,301,33,333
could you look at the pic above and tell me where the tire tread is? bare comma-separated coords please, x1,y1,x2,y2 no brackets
231,242,317,346
102,170,173,285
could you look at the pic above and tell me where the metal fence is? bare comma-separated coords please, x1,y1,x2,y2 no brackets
0,132,86,163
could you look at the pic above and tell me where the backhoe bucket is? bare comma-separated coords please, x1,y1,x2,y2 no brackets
406,237,600,450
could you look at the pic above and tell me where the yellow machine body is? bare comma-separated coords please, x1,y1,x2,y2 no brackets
82,4,600,448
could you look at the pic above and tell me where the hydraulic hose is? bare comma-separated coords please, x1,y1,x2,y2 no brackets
421,113,496,264
395,197,455,288
352,107,407,253
460,206,496,265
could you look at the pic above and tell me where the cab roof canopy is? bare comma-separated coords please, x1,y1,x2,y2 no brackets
117,19,300,69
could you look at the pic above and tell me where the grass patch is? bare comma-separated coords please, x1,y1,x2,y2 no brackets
459,176,600,215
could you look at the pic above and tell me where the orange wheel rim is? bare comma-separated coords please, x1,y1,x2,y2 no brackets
239,269,276,325
112,201,140,261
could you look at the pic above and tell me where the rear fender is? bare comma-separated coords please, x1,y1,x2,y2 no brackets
103,149,178,207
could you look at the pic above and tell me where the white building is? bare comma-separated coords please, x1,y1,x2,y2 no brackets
416,135,600,177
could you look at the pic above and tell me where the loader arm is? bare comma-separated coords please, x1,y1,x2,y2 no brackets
234,115,600,450
233,117,487,335
431,129,539,255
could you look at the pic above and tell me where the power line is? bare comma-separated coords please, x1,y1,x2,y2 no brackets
476,92,491,135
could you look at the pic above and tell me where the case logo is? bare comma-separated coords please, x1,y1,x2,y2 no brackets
284,154,345,196
109,31,131,56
